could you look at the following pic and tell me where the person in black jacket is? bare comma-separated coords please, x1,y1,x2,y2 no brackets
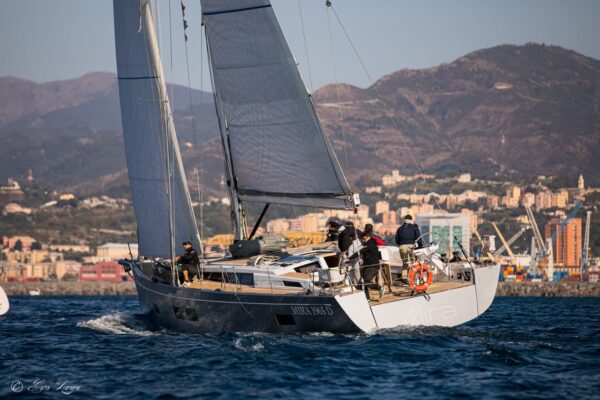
325,220,340,242
360,230,384,300
338,221,357,252
176,241,200,286
395,215,424,270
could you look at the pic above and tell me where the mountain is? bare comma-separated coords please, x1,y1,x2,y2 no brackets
0,43,599,198
314,43,600,185
0,72,221,195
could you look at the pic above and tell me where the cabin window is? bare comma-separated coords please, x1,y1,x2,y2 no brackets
225,272,254,286
283,281,302,288
323,254,340,268
295,262,320,274
276,314,296,326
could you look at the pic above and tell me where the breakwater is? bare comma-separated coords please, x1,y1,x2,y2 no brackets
496,281,600,297
2,281,136,296
2,281,600,296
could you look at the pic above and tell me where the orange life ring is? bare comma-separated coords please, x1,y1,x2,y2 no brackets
408,262,433,292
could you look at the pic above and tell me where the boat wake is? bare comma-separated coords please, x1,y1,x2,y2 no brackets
233,336,265,352
77,312,156,336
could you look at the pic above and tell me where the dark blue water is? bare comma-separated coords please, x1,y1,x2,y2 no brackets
1,296,599,399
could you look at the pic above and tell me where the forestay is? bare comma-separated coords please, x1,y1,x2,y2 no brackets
201,0,355,209
113,0,201,258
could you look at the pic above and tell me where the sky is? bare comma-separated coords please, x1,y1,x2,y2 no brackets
0,0,599,90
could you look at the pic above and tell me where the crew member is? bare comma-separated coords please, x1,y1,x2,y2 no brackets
363,224,385,245
394,215,424,271
338,221,356,252
176,241,200,286
325,220,341,242
360,230,384,300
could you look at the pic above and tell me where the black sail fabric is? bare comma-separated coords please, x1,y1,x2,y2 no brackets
114,0,201,258
201,0,354,209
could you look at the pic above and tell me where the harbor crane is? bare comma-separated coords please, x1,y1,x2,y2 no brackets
525,205,554,279
491,222,516,264
494,225,531,259
581,210,592,279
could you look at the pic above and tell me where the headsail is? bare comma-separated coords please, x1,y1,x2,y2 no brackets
201,0,355,209
113,0,201,258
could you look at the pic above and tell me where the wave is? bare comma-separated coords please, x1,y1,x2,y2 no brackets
233,337,265,352
77,312,156,337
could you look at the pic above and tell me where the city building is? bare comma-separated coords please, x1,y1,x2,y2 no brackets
365,186,382,194
381,170,407,187
487,195,499,208
80,261,131,282
545,218,582,270
505,186,521,208
2,203,33,215
457,173,471,183
535,191,553,210
552,190,569,209
3,260,81,282
375,201,390,215
521,192,535,208
50,244,91,253
0,178,25,201
381,210,397,225
415,213,471,255
5,235,37,250
96,243,139,261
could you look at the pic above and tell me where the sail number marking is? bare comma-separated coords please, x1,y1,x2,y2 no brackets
291,305,334,316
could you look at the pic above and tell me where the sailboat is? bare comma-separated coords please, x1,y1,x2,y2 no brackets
0,286,8,316
114,0,500,333
0,266,8,315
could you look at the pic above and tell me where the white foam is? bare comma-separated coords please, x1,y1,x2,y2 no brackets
233,337,264,352
77,312,155,336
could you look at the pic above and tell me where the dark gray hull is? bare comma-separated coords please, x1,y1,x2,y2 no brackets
132,266,362,334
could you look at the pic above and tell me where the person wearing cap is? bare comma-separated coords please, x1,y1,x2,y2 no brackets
176,241,200,286
395,215,424,277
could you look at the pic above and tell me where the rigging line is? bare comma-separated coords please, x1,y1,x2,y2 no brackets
168,0,175,103
198,17,205,242
329,4,468,253
326,6,350,173
180,0,203,243
167,0,180,266
297,0,314,93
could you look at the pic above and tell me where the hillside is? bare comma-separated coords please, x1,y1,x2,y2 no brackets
0,43,599,198
314,43,600,185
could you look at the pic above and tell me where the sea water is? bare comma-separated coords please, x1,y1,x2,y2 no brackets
1,296,599,399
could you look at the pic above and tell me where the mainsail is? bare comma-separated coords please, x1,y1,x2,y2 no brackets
113,0,201,258
201,0,355,209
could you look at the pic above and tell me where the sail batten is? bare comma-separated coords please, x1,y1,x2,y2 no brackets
114,0,201,258
201,0,354,209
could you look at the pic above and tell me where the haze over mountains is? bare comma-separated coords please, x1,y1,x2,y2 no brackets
0,43,598,197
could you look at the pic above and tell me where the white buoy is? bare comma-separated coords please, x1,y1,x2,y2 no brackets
0,286,9,316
